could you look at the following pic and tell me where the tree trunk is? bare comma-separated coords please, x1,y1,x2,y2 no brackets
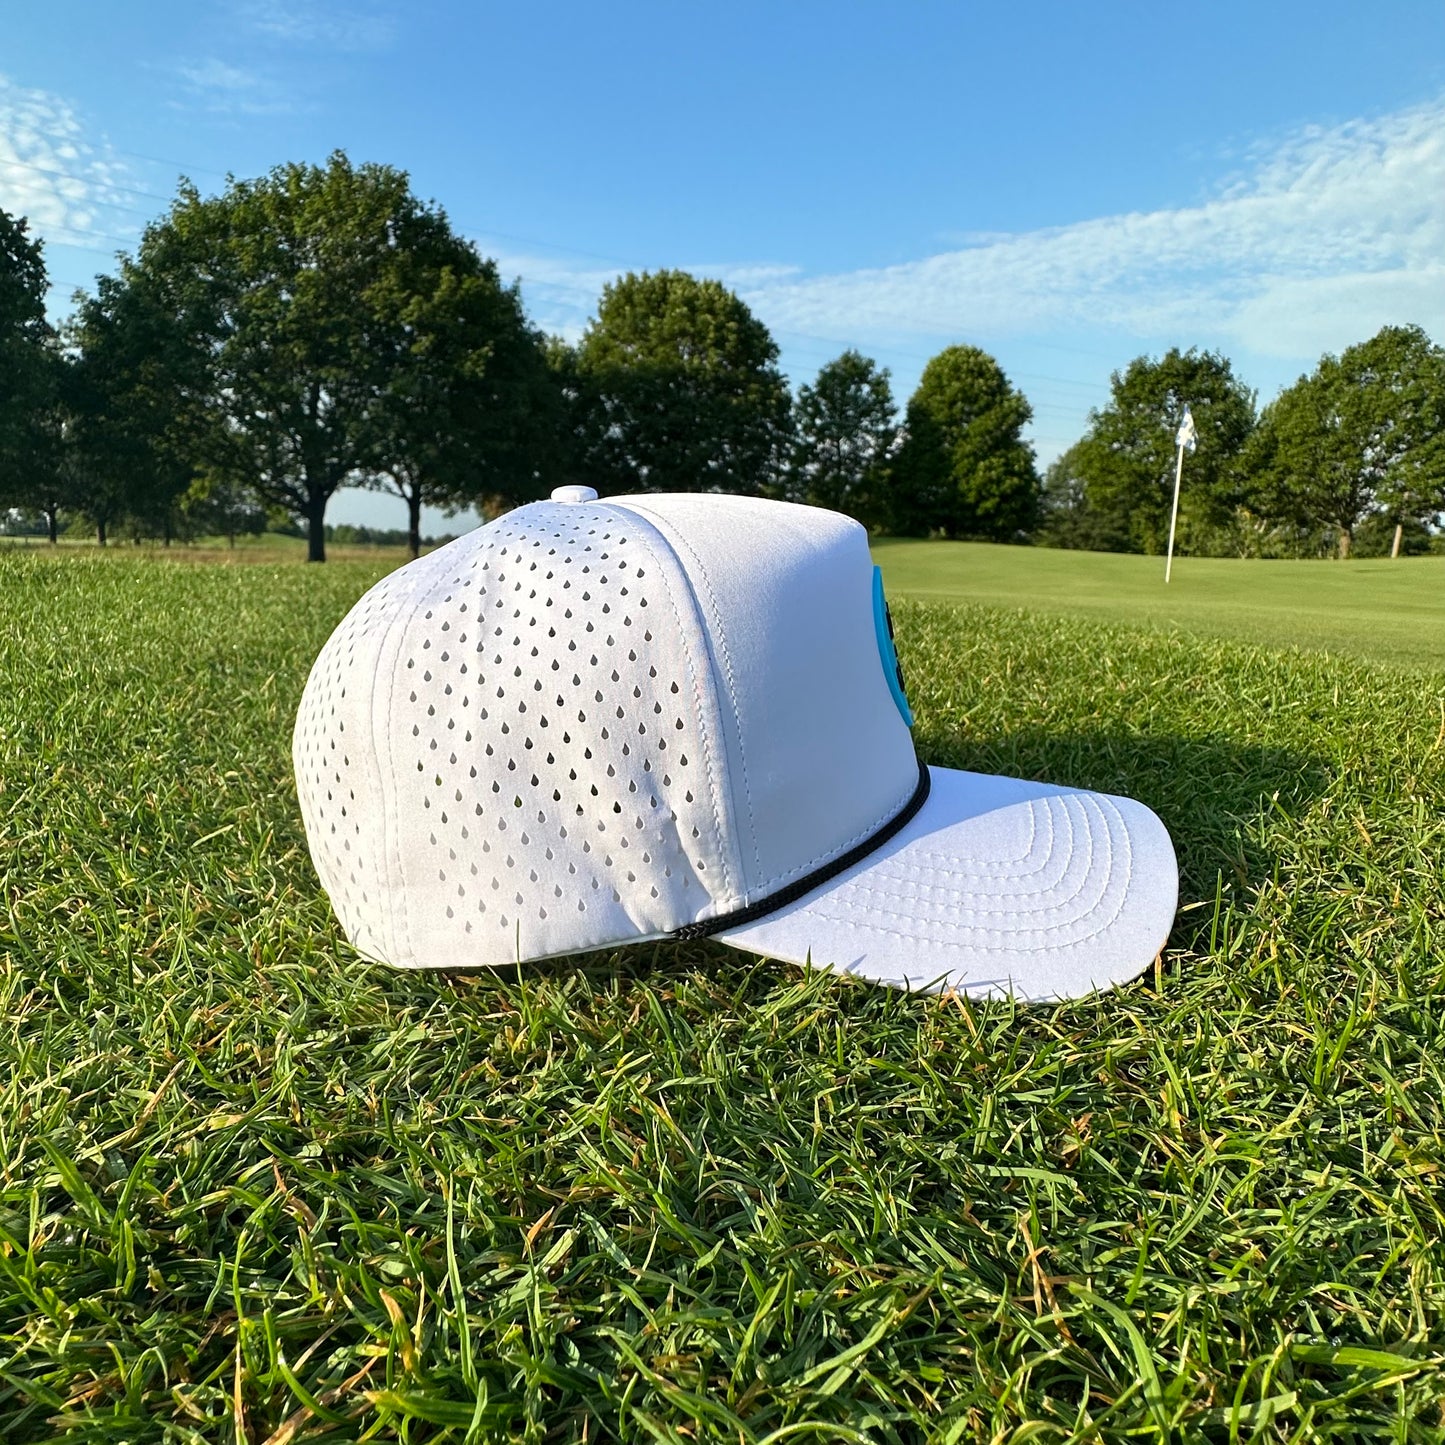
228,529,237,549
45,507,57,544
1391,521,1403,559
306,493,327,563
408,487,422,560
163,511,173,548
1337,525,1351,560
97,518,107,547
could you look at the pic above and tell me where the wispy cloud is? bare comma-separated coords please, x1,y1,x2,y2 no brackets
0,74,133,254
240,0,395,52
738,97,1445,362
170,56,298,115
168,3,394,115
480,96,1445,376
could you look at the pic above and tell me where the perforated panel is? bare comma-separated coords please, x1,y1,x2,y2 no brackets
293,560,422,965
294,501,741,968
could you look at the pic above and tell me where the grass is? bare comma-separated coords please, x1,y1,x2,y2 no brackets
1,546,1443,1441
18,529,1442,666
874,538,1445,671
1,533,420,566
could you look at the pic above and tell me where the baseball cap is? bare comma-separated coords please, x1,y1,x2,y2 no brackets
293,489,1178,1000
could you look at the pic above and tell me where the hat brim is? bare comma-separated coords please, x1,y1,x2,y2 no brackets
715,766,1178,1001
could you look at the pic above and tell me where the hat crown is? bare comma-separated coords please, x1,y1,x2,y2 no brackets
293,493,918,967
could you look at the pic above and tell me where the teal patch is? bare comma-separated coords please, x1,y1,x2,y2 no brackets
872,566,914,727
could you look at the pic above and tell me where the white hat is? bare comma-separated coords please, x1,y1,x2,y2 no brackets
293,489,1177,1000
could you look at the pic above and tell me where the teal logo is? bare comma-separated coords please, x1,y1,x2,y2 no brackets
871,566,913,728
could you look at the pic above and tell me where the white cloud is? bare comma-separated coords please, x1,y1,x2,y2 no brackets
1230,268,1445,362
241,0,395,51
170,57,299,115
735,97,1445,362
472,97,1445,387
175,59,266,93
464,97,1445,461
0,74,132,253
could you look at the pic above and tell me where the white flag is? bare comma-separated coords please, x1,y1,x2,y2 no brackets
1176,404,1197,453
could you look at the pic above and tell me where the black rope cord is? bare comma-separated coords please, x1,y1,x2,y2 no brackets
671,756,932,941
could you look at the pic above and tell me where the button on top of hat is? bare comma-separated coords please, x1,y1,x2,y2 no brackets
551,485,599,503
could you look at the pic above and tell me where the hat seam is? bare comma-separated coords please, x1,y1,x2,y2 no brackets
601,501,742,913
615,496,922,908
376,567,418,967
618,501,762,885
762,766,922,892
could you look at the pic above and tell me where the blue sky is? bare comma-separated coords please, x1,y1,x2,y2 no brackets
5,1,1445,532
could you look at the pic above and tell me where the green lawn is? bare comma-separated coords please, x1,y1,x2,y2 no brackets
1,548,1443,1441
20,529,1442,667
874,538,1445,671
2,533,419,565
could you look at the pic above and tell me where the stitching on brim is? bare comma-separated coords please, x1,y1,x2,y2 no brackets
792,795,1138,950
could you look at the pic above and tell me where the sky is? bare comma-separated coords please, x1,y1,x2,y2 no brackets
4,0,1445,533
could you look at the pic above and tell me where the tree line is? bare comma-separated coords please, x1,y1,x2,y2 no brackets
1041,335,1445,559
2,152,1442,560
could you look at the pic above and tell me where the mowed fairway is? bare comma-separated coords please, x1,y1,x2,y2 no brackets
875,538,1445,671
2,546,1444,1441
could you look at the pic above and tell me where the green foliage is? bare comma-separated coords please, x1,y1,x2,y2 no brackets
65,264,209,545
2,550,1444,1440
324,522,458,549
0,208,46,343
571,270,793,495
1247,324,1445,559
1353,512,1435,557
117,152,545,562
890,345,1039,540
1035,441,1132,552
181,473,270,545
786,349,898,526
0,207,56,512
363,227,561,556
1074,348,1256,555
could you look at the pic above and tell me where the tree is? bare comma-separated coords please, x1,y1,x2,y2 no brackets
0,207,55,518
12,346,78,545
572,270,793,496
66,268,207,546
181,472,269,547
119,152,534,561
365,246,559,557
787,349,897,526
889,345,1039,539
1035,440,1132,552
1077,348,1256,555
1249,325,1445,559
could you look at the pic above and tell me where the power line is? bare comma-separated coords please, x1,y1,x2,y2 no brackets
38,231,137,254
102,145,231,181
0,154,175,213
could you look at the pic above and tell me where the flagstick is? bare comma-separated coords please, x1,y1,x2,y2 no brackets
1164,438,1185,584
